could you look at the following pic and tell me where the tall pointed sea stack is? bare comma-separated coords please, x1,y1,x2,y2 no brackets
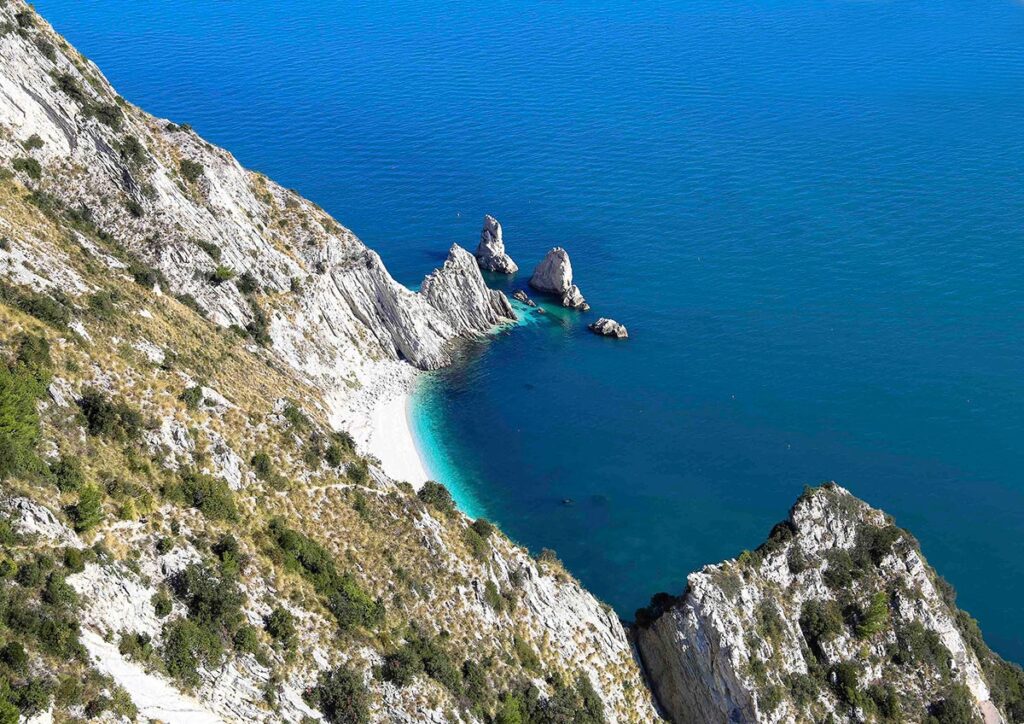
530,247,589,310
474,214,518,273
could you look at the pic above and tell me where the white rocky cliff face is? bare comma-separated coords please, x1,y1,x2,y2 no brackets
530,247,590,311
474,214,518,274
0,4,658,722
634,484,1011,724
420,244,517,335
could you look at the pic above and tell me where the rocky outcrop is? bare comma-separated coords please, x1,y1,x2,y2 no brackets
589,318,628,338
513,289,536,306
420,244,516,335
0,6,506,379
634,484,1015,724
530,248,589,310
474,214,518,274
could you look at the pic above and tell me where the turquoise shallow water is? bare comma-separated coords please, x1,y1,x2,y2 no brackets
36,0,1024,660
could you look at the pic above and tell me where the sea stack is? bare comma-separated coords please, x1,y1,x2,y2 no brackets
589,318,628,338
474,215,518,274
529,247,590,311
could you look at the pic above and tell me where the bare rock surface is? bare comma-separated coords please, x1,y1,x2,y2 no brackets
474,214,518,274
530,247,589,310
589,318,628,338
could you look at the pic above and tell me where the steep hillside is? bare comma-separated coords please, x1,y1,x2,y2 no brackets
0,2,655,722
634,484,1024,724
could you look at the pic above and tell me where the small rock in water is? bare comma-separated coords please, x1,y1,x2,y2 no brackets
561,498,575,506
474,215,519,274
513,289,537,306
588,318,628,339
530,247,589,310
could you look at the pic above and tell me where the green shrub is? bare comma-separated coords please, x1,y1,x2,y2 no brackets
282,401,309,429
894,620,952,673
194,239,221,261
869,683,903,722
23,135,43,151
313,665,369,724
264,607,296,647
42,572,77,608
325,575,384,631
513,635,541,672
86,102,122,130
236,272,260,295
87,290,118,319
417,481,455,515
471,518,495,539
55,73,86,104
463,526,489,561
50,455,84,492
125,199,144,218
152,591,172,618
128,261,164,290
161,618,223,687
118,631,153,662
179,159,205,184
246,300,271,345
0,642,27,673
926,684,980,724
77,388,143,440
68,485,104,532
180,385,203,410
209,266,235,285
62,547,86,573
831,660,868,710
462,659,488,705
0,282,70,328
12,157,41,180
0,348,50,480
345,458,368,485
799,599,844,659
117,135,147,166
251,451,274,480
232,624,261,655
855,591,890,639
382,646,423,687
171,470,237,521
484,580,505,612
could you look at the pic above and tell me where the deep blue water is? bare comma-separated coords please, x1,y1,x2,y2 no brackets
36,0,1024,660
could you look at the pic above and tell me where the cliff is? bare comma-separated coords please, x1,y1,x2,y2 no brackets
634,484,1024,723
0,3,655,722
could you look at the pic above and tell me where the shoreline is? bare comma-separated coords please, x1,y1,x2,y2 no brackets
365,372,432,488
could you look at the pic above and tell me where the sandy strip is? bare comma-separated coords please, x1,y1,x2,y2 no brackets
366,380,431,487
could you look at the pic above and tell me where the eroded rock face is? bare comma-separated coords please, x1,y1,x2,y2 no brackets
474,214,518,274
589,318,628,338
530,248,589,310
420,244,516,335
634,484,1010,724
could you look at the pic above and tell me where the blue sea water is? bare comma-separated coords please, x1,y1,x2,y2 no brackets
35,0,1024,660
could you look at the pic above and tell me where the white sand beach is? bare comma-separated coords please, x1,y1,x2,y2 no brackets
333,360,432,488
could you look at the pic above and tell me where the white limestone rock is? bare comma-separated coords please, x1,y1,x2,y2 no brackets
420,244,516,335
589,318,628,338
530,247,589,310
474,214,518,274
635,484,1007,724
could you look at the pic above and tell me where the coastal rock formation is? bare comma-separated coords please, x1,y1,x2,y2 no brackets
0,4,657,722
530,248,590,310
634,484,1020,724
513,289,536,306
420,244,517,334
589,318,628,338
474,214,518,274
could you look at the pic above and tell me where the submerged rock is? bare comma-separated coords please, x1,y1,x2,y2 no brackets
474,214,518,274
530,248,589,310
513,289,536,306
420,244,517,335
589,318,628,338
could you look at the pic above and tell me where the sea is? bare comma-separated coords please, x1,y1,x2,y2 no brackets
35,0,1024,661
